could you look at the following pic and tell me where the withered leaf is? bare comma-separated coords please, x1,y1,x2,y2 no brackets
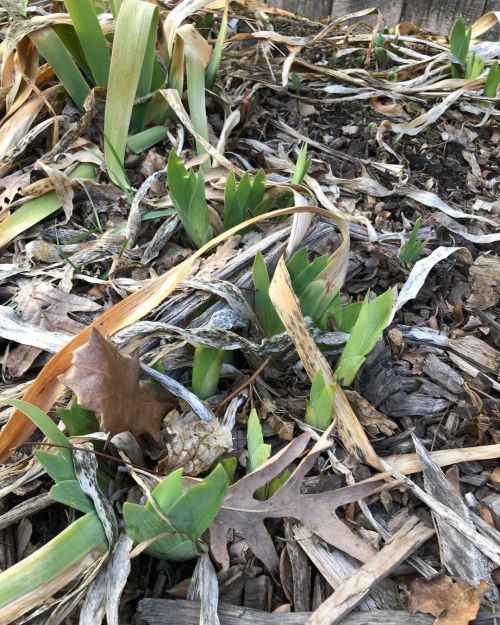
209,433,388,575
8,281,101,378
344,390,398,437
60,328,169,438
158,412,233,476
410,574,489,625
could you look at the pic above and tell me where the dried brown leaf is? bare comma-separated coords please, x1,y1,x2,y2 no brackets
409,574,489,625
210,433,387,575
158,413,233,476
7,282,101,378
344,390,398,437
60,328,169,438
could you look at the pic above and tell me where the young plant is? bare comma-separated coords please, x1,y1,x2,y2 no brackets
253,246,343,336
484,61,500,97
399,217,428,266
124,464,228,560
292,143,312,185
166,150,213,248
304,370,336,431
224,170,266,229
246,409,289,499
449,16,471,78
192,346,224,399
335,289,393,385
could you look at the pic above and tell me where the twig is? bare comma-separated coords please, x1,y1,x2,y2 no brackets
215,357,270,415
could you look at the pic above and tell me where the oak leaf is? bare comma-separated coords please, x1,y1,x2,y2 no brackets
60,328,169,438
410,574,489,625
209,432,388,575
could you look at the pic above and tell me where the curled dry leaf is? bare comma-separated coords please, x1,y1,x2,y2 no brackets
409,574,489,625
344,390,398,437
60,328,171,438
210,432,388,576
158,412,233,476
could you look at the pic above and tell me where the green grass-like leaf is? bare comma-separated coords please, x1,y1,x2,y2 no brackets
223,170,265,229
292,143,312,185
450,16,471,79
30,27,90,111
103,0,159,188
63,0,111,86
0,163,97,249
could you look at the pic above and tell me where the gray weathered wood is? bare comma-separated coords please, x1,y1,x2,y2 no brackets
268,0,333,20
0,493,52,531
402,0,487,34
330,0,403,27
266,0,500,37
139,601,434,625
306,517,434,625
484,0,500,39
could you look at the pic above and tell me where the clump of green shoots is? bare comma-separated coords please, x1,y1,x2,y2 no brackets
334,289,393,385
223,169,266,229
166,150,213,248
304,370,336,431
399,217,428,266
449,16,499,96
247,409,290,499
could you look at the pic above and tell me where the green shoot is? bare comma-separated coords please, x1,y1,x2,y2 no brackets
166,150,213,248
450,16,471,79
1,400,93,512
246,409,289,499
253,251,285,337
399,218,428,266
304,370,336,431
292,143,312,185
484,61,500,97
466,52,485,79
205,2,229,89
192,346,224,399
223,170,265,229
335,289,393,385
124,464,228,560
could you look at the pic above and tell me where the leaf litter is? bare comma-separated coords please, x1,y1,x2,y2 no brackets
0,2,499,625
